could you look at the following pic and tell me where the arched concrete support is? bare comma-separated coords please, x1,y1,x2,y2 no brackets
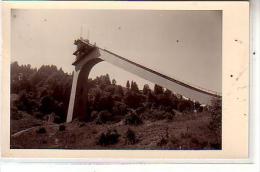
66,58,102,122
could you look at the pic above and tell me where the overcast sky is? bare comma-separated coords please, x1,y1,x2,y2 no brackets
11,10,221,93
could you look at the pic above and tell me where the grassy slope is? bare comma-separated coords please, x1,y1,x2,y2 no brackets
10,111,220,150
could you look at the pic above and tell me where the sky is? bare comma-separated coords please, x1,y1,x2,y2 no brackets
11,10,222,93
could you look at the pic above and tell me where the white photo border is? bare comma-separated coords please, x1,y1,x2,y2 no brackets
0,1,257,165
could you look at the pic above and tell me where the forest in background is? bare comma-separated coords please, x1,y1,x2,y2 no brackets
11,61,208,123
11,62,72,122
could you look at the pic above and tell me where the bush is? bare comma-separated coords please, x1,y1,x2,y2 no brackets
177,100,192,112
136,106,145,114
112,102,127,116
59,124,66,131
209,98,222,134
53,115,63,124
142,109,164,121
157,137,168,146
180,132,192,139
33,111,45,119
43,112,61,123
164,112,175,121
36,127,46,134
156,94,172,106
95,110,113,124
141,109,175,121
124,111,143,125
10,106,22,120
79,122,85,128
39,96,55,114
124,92,142,108
15,92,33,112
125,128,137,144
97,129,120,146
169,136,179,145
191,137,199,145
90,111,98,120
96,93,114,111
104,85,115,94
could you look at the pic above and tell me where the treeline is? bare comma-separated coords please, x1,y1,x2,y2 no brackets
83,73,204,122
11,62,72,122
10,62,205,123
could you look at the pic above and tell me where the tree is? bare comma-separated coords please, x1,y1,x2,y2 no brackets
131,81,139,93
147,91,157,103
115,85,124,96
105,74,111,85
143,84,150,95
112,79,116,85
130,81,134,89
124,92,141,108
177,100,193,112
209,98,222,132
94,92,114,111
164,89,172,97
154,84,164,95
126,80,130,89
209,98,222,146
40,95,55,114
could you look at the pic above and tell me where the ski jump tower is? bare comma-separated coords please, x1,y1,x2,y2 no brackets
66,38,221,122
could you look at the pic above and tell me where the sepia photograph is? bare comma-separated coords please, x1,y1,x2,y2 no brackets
10,9,222,150
9,9,223,150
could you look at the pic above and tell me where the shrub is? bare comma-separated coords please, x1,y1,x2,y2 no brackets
191,137,199,145
53,115,63,124
209,98,222,134
112,94,122,102
157,137,168,146
149,109,165,121
96,93,114,111
59,124,66,131
170,136,179,145
114,85,124,96
43,112,61,123
104,85,115,94
164,112,175,121
36,127,46,134
180,132,192,139
123,92,142,108
177,100,192,112
125,128,137,144
10,106,22,120
154,84,164,95
208,98,222,150
90,111,98,120
79,122,85,128
112,102,127,116
33,111,45,119
156,94,172,106
124,111,143,125
97,129,120,146
142,109,175,121
95,110,113,124
39,96,55,114
136,106,145,114
15,91,35,112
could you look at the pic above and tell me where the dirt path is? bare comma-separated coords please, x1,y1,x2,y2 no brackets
11,123,59,137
